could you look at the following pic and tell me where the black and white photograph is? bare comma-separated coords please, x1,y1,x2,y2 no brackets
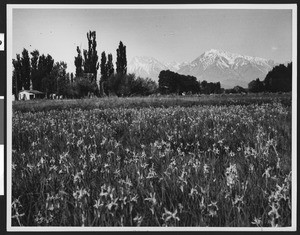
5,3,297,232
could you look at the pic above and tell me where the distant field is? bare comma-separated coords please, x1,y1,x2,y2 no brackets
12,92,291,113
11,92,292,227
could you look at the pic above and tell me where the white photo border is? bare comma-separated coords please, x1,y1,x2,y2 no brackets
6,3,297,232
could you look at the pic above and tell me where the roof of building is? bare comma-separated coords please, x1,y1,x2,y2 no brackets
19,90,45,95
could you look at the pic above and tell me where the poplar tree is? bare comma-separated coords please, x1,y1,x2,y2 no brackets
74,46,83,77
70,72,74,83
38,54,54,94
99,51,107,96
12,54,22,98
100,51,107,80
30,50,40,90
83,31,99,81
21,48,31,90
106,53,114,77
116,41,127,75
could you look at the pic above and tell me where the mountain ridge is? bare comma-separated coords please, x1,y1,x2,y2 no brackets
127,49,277,89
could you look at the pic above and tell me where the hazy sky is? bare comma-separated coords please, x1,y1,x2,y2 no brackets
12,8,292,73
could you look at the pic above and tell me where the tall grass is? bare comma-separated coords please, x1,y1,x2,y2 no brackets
11,101,292,227
12,93,291,113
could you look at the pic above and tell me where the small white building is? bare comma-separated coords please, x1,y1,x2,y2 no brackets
18,89,45,100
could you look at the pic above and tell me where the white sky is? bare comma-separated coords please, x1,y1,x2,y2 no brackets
13,8,292,74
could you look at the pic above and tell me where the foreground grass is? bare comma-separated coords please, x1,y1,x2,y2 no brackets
12,92,291,113
12,102,291,227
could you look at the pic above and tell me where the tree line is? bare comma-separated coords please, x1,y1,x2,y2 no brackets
158,70,222,95
12,30,159,99
248,63,292,93
19,29,292,98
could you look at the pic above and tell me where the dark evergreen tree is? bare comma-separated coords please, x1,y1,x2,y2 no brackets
248,78,264,93
100,54,114,95
264,63,292,92
56,62,69,96
66,73,70,83
37,54,54,77
100,53,115,96
99,51,107,96
83,31,99,81
38,54,54,93
158,70,200,94
30,50,40,90
100,51,107,80
104,53,115,95
248,63,292,93
45,55,54,75
106,53,114,77
30,50,39,71
199,80,222,94
116,41,127,75
74,46,84,77
12,54,22,99
40,61,67,96
13,50,54,98
21,48,31,90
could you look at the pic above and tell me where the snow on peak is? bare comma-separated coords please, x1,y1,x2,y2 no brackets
127,56,169,80
166,61,189,71
194,49,274,71
126,50,276,85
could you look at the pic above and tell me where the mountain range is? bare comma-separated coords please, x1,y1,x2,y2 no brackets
127,49,276,89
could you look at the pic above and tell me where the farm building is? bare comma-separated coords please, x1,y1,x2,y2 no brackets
18,89,45,100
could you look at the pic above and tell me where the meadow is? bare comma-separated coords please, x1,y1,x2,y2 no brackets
11,93,292,227
13,92,291,113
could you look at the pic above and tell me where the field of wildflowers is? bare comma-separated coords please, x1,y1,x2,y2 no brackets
13,92,291,113
11,97,292,227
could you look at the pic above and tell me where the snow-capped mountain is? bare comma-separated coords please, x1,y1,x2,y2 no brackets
178,49,275,88
127,56,168,81
128,50,276,88
165,61,189,72
127,56,188,82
